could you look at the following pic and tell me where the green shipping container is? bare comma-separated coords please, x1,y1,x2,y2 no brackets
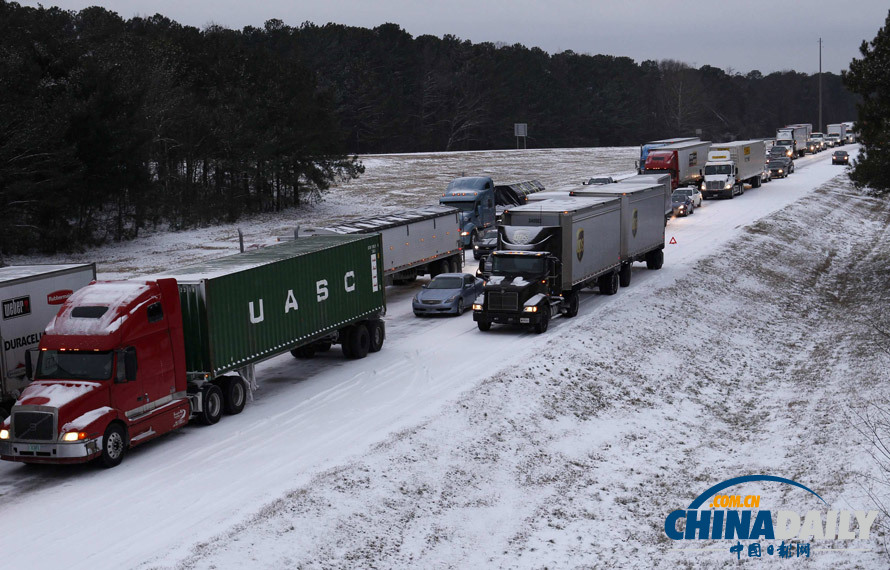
161,235,384,378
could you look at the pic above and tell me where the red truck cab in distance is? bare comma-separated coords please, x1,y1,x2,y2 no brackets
0,279,190,467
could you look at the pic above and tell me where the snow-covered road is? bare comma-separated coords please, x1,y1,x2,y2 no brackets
1,146,877,569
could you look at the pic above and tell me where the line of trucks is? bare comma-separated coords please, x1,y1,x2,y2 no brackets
0,125,853,468
0,175,549,468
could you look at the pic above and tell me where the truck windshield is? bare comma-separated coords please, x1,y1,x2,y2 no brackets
446,201,477,212
491,255,545,275
705,165,732,175
35,350,114,381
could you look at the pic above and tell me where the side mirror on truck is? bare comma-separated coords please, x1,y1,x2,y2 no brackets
25,349,36,380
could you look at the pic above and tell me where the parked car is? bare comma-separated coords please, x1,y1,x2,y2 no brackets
413,273,484,316
768,157,793,178
832,150,850,165
672,186,702,207
473,227,499,260
583,176,615,185
671,191,695,216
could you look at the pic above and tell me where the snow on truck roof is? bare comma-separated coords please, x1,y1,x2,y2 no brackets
46,281,152,336
321,205,458,234
506,196,618,214
145,234,373,282
0,264,94,285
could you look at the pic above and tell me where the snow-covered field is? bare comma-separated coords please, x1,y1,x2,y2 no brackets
3,145,888,569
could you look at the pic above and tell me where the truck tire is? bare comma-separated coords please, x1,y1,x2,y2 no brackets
220,377,246,415
291,345,316,359
451,256,462,273
599,271,619,295
533,308,550,334
477,319,491,332
619,263,632,287
199,384,223,425
367,320,385,353
100,423,127,468
564,291,580,318
645,249,664,270
346,325,370,359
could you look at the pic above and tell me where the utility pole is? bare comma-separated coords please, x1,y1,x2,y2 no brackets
818,37,823,133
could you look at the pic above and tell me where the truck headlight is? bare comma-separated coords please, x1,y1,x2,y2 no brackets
724,183,732,190
0,429,8,440
62,431,87,442
460,231,469,236
472,303,483,311
523,306,538,313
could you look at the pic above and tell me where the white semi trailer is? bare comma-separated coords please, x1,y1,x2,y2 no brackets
701,140,767,199
0,264,96,419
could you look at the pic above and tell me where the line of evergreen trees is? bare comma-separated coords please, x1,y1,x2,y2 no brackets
0,1,859,255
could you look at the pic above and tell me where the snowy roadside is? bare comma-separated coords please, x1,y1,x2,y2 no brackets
156,174,890,569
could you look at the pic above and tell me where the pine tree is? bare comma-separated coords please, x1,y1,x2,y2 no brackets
843,10,890,195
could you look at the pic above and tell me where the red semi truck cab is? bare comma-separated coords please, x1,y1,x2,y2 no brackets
643,150,680,190
0,279,191,467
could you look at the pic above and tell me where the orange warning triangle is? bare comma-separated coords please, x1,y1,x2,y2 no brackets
669,237,677,244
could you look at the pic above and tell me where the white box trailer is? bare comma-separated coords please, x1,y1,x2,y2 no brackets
776,126,808,157
827,123,847,141
702,140,767,199
500,197,622,290
0,264,95,418
569,182,666,274
321,205,463,284
616,173,672,222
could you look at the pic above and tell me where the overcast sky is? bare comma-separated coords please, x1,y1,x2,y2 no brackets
17,0,888,74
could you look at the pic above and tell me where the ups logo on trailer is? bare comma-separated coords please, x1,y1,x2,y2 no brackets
576,228,584,261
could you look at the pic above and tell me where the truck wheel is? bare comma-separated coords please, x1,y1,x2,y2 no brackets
477,319,491,332
199,384,223,425
340,327,356,358
645,249,664,270
619,263,632,287
599,271,619,295
100,423,127,468
534,308,550,334
221,377,246,415
450,257,462,272
347,325,370,359
291,345,316,359
367,320,385,353
564,291,580,318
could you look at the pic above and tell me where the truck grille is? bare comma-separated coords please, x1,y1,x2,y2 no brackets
706,181,724,191
13,411,55,441
488,291,518,311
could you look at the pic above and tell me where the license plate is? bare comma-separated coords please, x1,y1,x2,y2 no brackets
520,318,530,323
28,444,42,452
